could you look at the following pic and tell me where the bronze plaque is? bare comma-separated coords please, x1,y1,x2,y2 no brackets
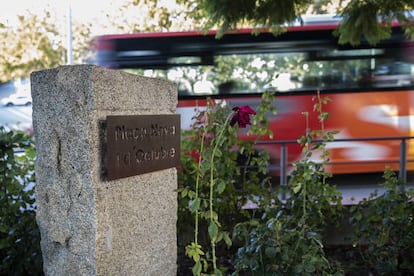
106,114,180,180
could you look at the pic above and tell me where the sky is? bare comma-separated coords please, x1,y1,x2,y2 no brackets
0,0,180,36
0,0,143,45
0,0,115,24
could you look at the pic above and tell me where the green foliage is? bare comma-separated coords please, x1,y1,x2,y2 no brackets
337,0,414,45
347,168,414,274
128,0,204,32
335,0,392,45
178,90,414,274
0,127,42,275
191,0,310,37
232,92,344,275
0,11,65,82
185,0,414,45
178,92,274,275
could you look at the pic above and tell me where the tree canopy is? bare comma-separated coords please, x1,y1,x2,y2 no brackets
0,1,196,83
0,11,64,83
183,0,414,45
0,10,94,83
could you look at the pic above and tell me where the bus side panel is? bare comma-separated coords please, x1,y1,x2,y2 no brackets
325,90,414,174
177,90,414,175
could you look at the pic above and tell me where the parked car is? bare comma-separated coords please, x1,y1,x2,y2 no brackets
1,94,32,107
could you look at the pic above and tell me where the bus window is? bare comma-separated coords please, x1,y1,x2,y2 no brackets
112,47,414,95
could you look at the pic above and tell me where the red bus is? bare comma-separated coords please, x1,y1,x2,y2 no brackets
93,18,414,178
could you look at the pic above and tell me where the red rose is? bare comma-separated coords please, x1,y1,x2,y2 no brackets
230,105,256,128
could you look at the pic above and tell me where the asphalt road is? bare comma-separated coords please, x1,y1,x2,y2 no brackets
0,81,33,132
0,105,32,132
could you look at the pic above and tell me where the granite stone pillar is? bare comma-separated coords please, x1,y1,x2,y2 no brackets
31,65,177,275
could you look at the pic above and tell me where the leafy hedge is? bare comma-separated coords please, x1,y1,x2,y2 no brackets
347,169,414,274
0,127,42,275
177,92,414,275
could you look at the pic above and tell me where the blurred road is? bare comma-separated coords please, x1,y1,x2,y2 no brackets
0,105,32,131
0,80,33,132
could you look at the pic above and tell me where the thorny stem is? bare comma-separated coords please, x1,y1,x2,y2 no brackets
314,90,328,185
195,134,205,246
315,91,325,133
302,111,310,153
303,112,309,223
195,112,209,247
209,114,232,273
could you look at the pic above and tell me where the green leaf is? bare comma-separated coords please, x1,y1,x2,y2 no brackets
265,246,277,258
202,259,209,272
223,232,232,247
293,183,302,194
192,261,202,275
185,242,204,262
294,264,303,274
214,268,223,276
188,190,196,198
208,221,219,240
181,188,188,198
190,198,201,213
216,180,226,194
214,148,222,157
304,262,315,273
205,210,219,221
355,212,362,222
